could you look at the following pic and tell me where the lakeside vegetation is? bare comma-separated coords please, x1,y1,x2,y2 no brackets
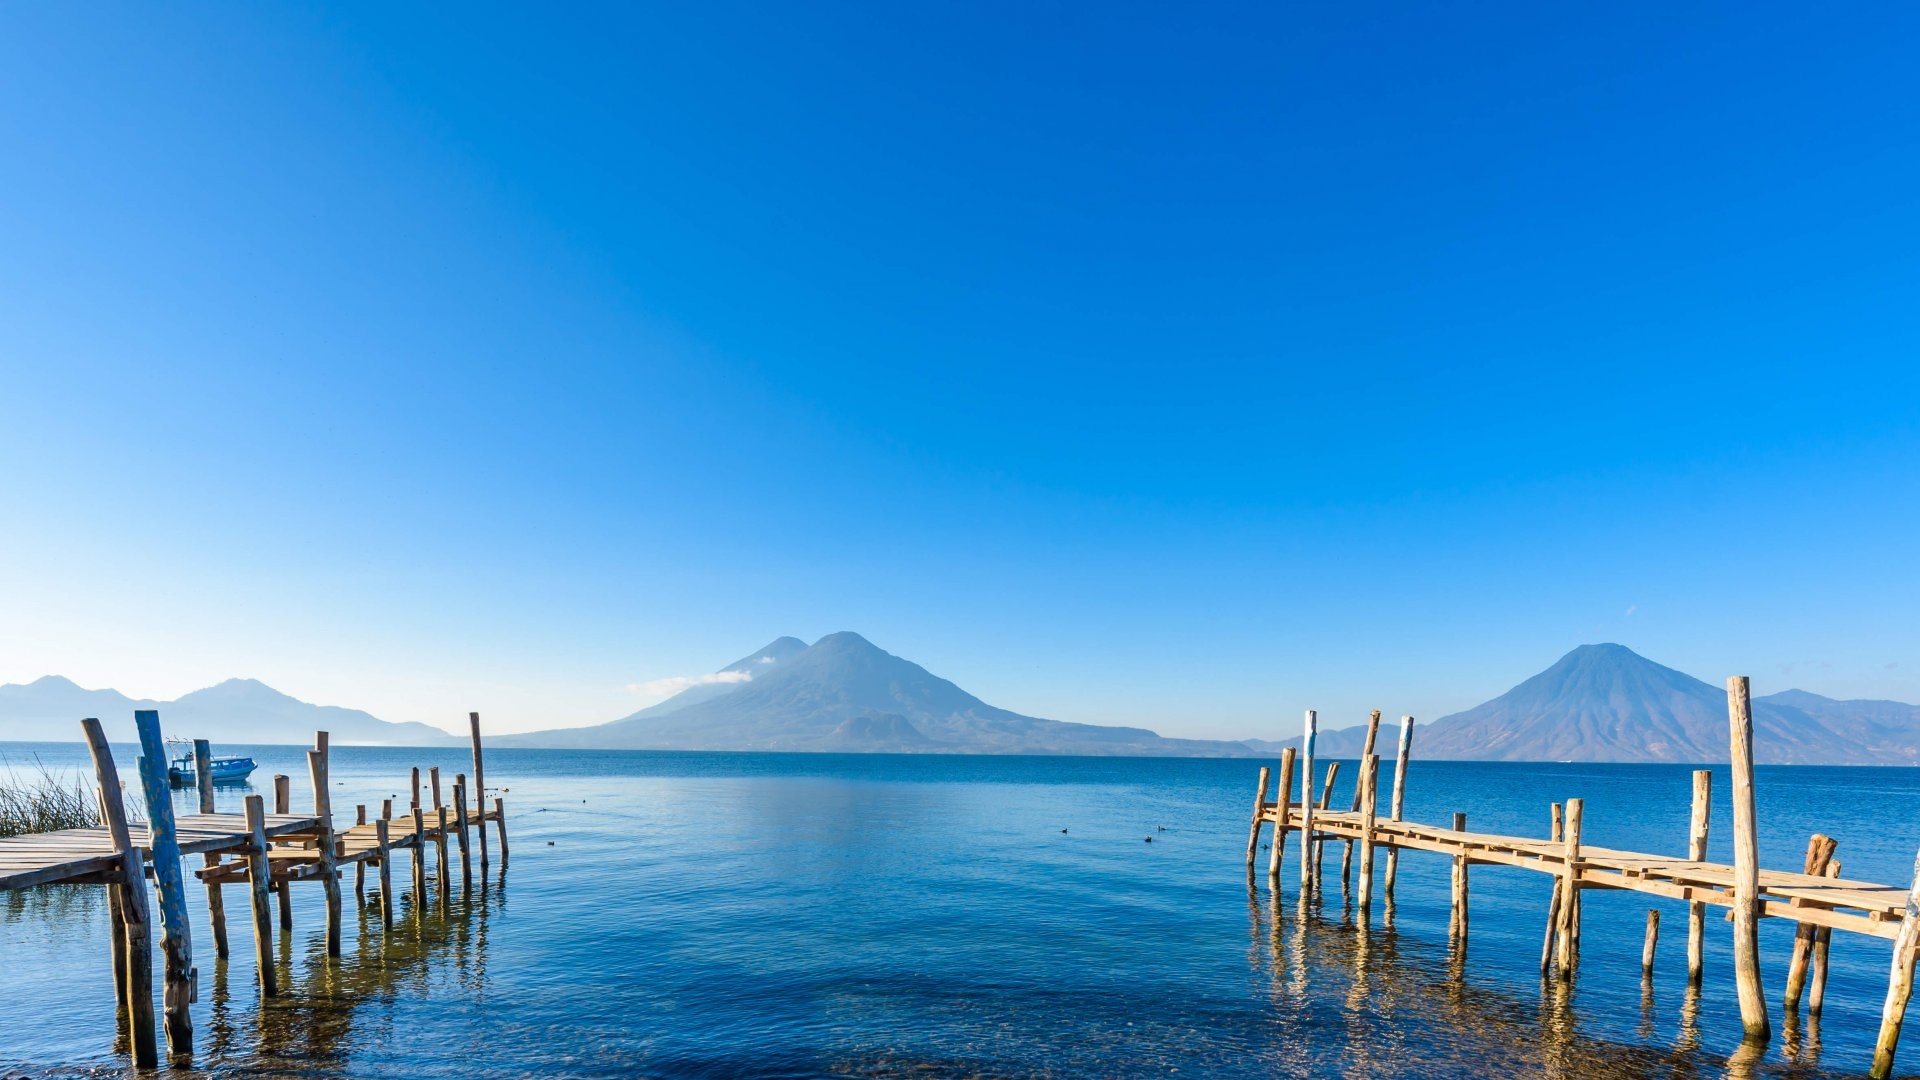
0,759,98,837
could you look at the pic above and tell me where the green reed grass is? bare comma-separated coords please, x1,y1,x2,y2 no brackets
0,758,100,837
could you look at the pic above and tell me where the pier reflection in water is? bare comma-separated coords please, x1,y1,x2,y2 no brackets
200,876,503,1076
1248,876,1857,1080
0,858,501,1077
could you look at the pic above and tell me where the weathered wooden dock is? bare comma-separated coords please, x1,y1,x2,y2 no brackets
0,709,509,1069
1244,677,1920,1078
0,813,320,891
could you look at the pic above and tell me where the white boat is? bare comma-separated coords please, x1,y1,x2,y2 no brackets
164,738,258,787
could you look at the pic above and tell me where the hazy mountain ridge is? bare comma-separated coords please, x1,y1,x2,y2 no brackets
1182,646,1920,765
502,632,1264,756
1413,644,1920,765
0,675,457,746
7,640,1917,762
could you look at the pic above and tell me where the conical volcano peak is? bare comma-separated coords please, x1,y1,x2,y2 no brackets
1548,643,1657,672
1563,642,1637,659
809,631,880,653
1415,643,1920,764
515,631,1211,755
1528,643,1700,689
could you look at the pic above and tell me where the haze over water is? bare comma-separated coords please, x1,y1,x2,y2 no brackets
1,745,1911,1078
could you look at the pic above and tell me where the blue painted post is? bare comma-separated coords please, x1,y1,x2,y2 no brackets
133,709,195,1061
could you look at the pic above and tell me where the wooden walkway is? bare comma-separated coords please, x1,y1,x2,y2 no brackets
0,710,509,1070
1244,679,1920,1080
1287,809,1912,940
0,814,319,890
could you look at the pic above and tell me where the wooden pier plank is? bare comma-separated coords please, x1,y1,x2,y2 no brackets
1261,809,1911,931
0,814,322,892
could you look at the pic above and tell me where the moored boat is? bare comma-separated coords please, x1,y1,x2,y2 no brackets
164,738,258,787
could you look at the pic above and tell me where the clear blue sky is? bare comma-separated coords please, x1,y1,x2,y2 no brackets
2,4,1917,736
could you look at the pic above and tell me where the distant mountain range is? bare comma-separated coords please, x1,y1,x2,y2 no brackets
0,676,456,746
500,632,1252,756
4,638,1917,763
1259,643,1920,766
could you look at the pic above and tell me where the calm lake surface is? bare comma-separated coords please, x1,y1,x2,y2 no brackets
2,743,1916,1078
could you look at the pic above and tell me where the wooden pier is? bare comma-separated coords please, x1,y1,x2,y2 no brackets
0,710,509,1069
1244,677,1920,1079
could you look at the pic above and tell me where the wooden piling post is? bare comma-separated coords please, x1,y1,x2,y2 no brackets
1540,875,1561,975
1540,801,1563,975
107,868,129,1020
1313,761,1340,888
242,794,277,997
374,816,394,927
411,806,428,907
1355,754,1380,920
454,778,473,890
1783,833,1839,1019
354,804,368,902
273,774,293,930
1811,859,1841,1020
1342,710,1383,889
1727,676,1771,1043
192,738,229,960
430,766,442,812
1871,846,1920,1079
1554,798,1583,979
411,766,422,811
1384,715,1414,901
1245,766,1272,870
493,796,509,866
98,774,129,1015
470,712,490,872
1687,770,1711,986
192,739,214,812
1298,711,1316,890
1449,812,1469,945
133,710,195,1061
1267,747,1295,883
1319,763,1340,808
436,804,452,908
1642,909,1660,980
307,740,342,958
82,717,158,1068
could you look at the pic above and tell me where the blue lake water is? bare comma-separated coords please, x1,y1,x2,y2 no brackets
2,742,1916,1077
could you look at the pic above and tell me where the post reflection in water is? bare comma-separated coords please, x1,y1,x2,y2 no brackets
1675,979,1703,1058
1239,879,1826,1079
188,870,503,1075
1779,1007,1824,1070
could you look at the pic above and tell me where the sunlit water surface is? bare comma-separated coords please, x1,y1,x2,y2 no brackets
2,744,1916,1078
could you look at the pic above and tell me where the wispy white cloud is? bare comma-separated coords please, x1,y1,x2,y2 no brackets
1624,604,1638,618
624,670,752,700
757,655,776,664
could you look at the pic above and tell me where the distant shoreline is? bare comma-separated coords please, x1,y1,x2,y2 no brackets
2,738,1913,767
